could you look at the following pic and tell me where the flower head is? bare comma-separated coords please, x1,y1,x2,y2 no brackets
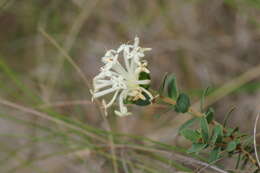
91,37,153,116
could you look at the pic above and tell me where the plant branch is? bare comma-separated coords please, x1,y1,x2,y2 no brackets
160,95,260,170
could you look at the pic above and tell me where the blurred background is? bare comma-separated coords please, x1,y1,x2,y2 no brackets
0,0,260,172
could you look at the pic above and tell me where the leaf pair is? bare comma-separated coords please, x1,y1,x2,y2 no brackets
160,74,190,113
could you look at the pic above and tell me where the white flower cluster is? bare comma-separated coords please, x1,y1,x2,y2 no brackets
91,37,153,116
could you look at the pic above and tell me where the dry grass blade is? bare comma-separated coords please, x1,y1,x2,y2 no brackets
39,100,92,108
46,0,99,97
39,28,91,89
0,97,106,143
118,144,227,173
39,27,119,173
196,158,225,173
193,63,260,108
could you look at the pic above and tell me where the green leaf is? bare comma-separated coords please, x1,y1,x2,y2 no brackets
225,127,239,137
200,87,210,112
175,93,190,113
181,129,200,143
200,117,210,143
211,125,223,144
225,128,234,137
138,72,151,89
205,108,214,124
235,153,241,169
165,74,178,99
159,73,168,95
209,147,221,163
187,143,207,154
226,141,237,152
179,117,198,132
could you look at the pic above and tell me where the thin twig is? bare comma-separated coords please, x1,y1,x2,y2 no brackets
239,147,258,168
161,96,217,125
254,113,260,168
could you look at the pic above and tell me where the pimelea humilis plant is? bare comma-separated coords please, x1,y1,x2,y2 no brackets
91,37,260,172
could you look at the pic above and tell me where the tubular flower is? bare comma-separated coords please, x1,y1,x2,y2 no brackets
91,37,153,116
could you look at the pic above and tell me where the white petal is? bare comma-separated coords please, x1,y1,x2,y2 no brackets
140,87,153,101
102,99,108,116
117,44,125,53
136,80,150,85
123,46,131,72
111,61,128,77
134,37,140,47
94,82,113,91
93,87,118,98
118,91,126,112
114,90,131,116
105,90,120,108
142,48,152,52
115,110,131,116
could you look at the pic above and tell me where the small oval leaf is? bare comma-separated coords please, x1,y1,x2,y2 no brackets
165,74,178,99
175,93,190,113
200,117,209,143
226,141,237,152
209,147,221,163
205,108,214,123
181,129,201,143
187,143,207,154
179,117,199,132
211,125,223,144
